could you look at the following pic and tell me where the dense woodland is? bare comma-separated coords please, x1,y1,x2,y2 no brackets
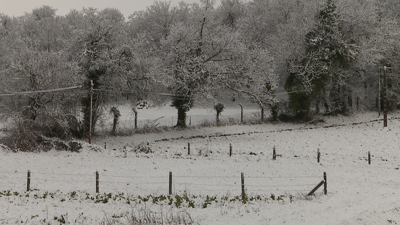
0,0,399,150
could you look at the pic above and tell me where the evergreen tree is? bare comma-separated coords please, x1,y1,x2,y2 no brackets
285,0,357,119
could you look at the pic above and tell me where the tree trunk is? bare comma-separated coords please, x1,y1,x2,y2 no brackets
270,104,278,121
132,107,138,129
348,90,353,109
112,117,118,135
176,107,187,128
28,96,40,120
342,86,347,114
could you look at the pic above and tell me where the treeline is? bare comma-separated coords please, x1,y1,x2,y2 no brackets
0,0,399,147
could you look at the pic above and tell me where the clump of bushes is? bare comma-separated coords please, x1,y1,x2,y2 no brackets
0,112,84,152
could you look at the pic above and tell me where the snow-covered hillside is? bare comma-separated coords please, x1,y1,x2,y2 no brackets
1,112,400,224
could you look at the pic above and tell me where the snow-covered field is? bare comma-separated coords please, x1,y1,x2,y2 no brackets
1,111,400,224
97,103,261,131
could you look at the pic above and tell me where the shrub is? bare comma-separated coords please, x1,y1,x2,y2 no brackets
0,111,83,152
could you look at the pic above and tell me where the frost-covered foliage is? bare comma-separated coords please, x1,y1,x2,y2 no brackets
285,0,358,119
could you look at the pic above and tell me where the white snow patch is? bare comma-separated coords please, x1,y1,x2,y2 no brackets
1,112,400,224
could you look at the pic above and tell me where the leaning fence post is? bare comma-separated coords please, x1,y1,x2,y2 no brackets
27,170,31,192
169,172,172,195
188,142,190,155
368,151,371,165
273,146,276,160
230,143,232,157
241,172,246,202
307,180,325,196
96,171,99,193
317,149,321,163
324,172,327,195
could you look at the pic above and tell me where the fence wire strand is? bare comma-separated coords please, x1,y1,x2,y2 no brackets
34,178,93,183
0,170,325,196
175,175,238,179
175,182,237,187
101,175,165,179
100,180,166,185
247,176,320,179
33,172,94,177
246,184,317,188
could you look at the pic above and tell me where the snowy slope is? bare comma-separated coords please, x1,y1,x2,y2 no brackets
1,112,400,224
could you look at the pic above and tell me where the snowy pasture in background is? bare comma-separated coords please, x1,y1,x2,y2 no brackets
1,112,400,224
97,101,261,133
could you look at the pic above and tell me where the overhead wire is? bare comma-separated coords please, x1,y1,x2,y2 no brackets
0,86,82,96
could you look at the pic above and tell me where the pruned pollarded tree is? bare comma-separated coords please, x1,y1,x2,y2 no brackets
160,0,216,127
214,102,225,123
160,0,280,126
160,0,250,127
109,106,121,135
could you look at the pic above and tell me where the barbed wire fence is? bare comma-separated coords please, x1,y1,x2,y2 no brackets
0,140,389,199
0,170,327,198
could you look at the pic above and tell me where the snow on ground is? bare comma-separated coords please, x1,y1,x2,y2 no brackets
1,111,400,224
97,103,261,132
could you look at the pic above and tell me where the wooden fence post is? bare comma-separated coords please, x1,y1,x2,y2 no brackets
27,170,31,192
317,149,321,163
89,80,93,144
307,180,325,196
241,172,246,202
368,151,371,165
134,109,138,129
273,146,276,160
96,171,99,193
324,172,327,195
230,143,232,157
261,107,264,122
169,172,172,195
104,142,107,149
188,142,190,155
239,104,243,123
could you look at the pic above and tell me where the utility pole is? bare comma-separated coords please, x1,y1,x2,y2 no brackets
383,66,387,127
378,73,381,117
89,80,93,144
